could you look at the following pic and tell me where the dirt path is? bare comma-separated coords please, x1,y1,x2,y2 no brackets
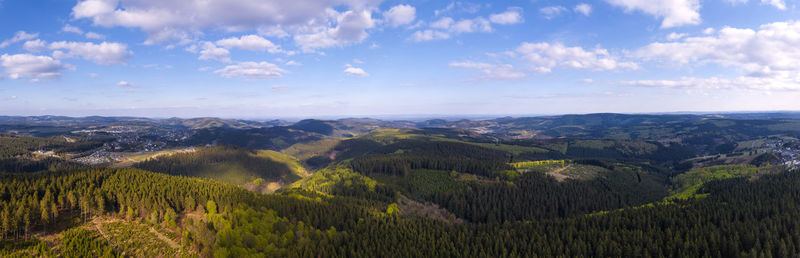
93,219,122,254
149,227,180,249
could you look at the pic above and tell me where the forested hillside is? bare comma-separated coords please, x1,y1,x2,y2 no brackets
134,146,301,188
2,114,800,256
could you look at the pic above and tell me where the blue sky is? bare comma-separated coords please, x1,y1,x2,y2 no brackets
0,0,799,118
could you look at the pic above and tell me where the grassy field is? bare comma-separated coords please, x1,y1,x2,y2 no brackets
669,164,773,200
256,150,310,178
290,165,378,195
281,138,342,162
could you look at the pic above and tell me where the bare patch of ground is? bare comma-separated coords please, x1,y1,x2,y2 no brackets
397,196,463,224
547,166,570,182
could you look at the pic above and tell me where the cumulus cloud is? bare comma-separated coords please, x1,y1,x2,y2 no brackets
451,17,492,34
71,0,382,49
762,0,786,9
574,4,592,16
344,64,368,76
413,8,526,42
384,4,416,27
430,17,455,29
621,75,800,91
604,0,701,28
434,2,481,16
449,61,526,80
514,42,638,73
293,9,375,51
666,32,686,40
23,40,47,52
214,61,286,79
540,6,568,19
489,8,523,25
215,35,281,53
49,41,132,65
449,42,633,80
634,21,800,78
61,24,106,40
629,20,800,91
729,0,787,9
85,32,106,40
410,30,451,42
62,25,84,35
423,17,491,35
1,54,71,81
198,42,231,62
0,31,38,48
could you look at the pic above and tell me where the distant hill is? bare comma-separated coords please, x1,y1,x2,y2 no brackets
133,145,301,189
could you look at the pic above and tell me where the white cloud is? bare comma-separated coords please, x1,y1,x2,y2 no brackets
62,25,84,35
574,4,592,16
61,24,106,40
540,6,567,19
23,40,47,52
285,60,302,66
198,42,231,62
85,32,106,40
604,0,700,28
703,27,715,34
430,17,455,29
384,4,416,27
1,54,71,81
448,42,636,80
71,0,382,49
635,21,800,78
666,32,686,40
117,80,135,88
88,73,99,78
415,10,525,43
489,8,523,25
434,2,481,16
730,0,787,9
48,41,131,65
622,75,800,91
293,9,375,52
515,42,638,73
449,61,526,80
762,0,786,9
214,61,286,79
410,30,451,42
451,17,492,34
258,26,290,38
0,31,38,48
631,21,800,91
216,35,281,53
344,64,368,76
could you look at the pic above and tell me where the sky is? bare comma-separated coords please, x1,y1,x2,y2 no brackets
0,0,799,118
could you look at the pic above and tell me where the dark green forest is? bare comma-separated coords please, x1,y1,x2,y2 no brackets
2,114,800,257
